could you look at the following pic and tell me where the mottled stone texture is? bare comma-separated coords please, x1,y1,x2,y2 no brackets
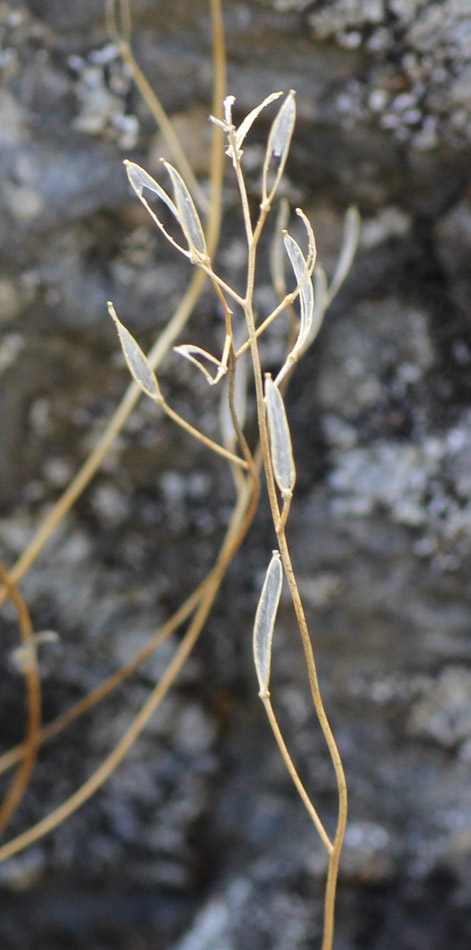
1,1,471,948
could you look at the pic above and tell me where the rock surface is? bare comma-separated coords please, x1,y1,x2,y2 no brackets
1,1,471,949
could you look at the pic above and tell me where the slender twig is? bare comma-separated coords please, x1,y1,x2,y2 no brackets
159,397,248,468
226,111,348,950
0,443,260,865
0,560,41,836
0,578,209,779
106,0,208,212
0,0,227,611
261,693,332,853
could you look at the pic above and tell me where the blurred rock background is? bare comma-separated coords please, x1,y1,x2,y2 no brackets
0,1,471,947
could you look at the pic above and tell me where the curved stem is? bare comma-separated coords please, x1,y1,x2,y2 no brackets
262,694,332,853
0,448,259,865
160,397,247,468
276,534,347,950
0,561,41,837
0,578,207,779
0,0,227,611
106,1,208,212
234,134,347,950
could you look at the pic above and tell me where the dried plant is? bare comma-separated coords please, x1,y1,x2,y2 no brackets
0,2,359,948
110,86,359,950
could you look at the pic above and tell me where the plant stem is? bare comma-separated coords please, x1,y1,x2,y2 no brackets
262,693,332,853
0,561,41,837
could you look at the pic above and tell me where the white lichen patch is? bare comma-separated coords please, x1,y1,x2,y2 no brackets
68,45,139,149
408,667,471,749
328,412,471,563
306,0,471,148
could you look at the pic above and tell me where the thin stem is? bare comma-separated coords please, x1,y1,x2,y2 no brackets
0,561,41,837
0,579,208,779
106,0,208,212
261,693,332,854
0,0,227,610
0,275,203,609
234,137,347,950
275,533,347,950
277,494,292,534
0,445,259,865
196,262,245,307
159,397,248,468
227,124,253,247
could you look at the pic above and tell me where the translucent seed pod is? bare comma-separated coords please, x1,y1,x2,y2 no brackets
326,206,361,305
262,90,296,203
253,550,283,696
174,344,226,385
265,374,296,497
124,161,177,216
303,262,328,353
162,161,207,258
274,209,318,385
108,302,161,401
283,231,314,354
235,92,283,153
219,348,248,451
124,160,205,260
269,198,290,300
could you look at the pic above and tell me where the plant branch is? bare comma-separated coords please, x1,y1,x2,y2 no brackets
0,561,41,837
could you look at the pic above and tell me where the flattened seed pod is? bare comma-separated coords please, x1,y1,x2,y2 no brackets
283,231,314,355
262,90,296,201
124,161,177,217
174,344,226,385
270,92,296,159
108,302,161,401
235,92,283,152
219,346,248,449
327,205,360,305
265,374,296,497
253,550,283,696
163,161,207,257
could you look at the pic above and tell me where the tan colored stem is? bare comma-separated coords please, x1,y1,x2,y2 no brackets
0,561,41,836
159,397,247,468
261,694,332,853
0,0,227,611
106,1,208,212
0,444,259,865
0,579,206,778
234,137,347,950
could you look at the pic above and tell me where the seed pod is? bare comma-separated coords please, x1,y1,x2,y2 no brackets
265,374,296,497
283,231,314,355
235,92,283,152
262,90,296,202
162,161,207,257
219,348,248,450
305,262,328,352
253,550,283,696
327,206,360,305
174,344,226,385
125,160,206,260
125,160,177,223
108,302,161,401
